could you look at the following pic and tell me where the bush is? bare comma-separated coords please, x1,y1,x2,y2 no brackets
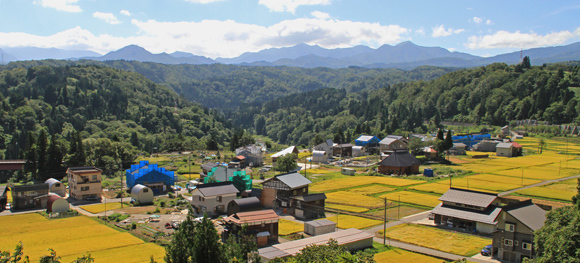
154,207,160,213
168,192,175,199
131,222,137,230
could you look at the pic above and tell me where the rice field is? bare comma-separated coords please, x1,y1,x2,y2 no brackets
379,191,441,208
494,166,577,180
310,176,422,192
516,187,576,201
409,183,453,195
379,224,490,256
278,219,304,236
374,248,448,263
466,174,541,186
326,204,369,213
0,213,165,262
326,191,385,208
80,202,130,214
325,214,382,229
346,185,396,195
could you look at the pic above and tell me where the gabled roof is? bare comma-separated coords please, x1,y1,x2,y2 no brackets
201,162,218,171
325,139,334,146
356,135,378,142
334,144,353,148
503,200,546,231
67,166,102,174
305,219,336,227
0,185,7,197
272,146,298,158
379,137,402,145
453,143,467,147
387,135,404,140
293,193,326,202
229,197,262,210
511,142,522,148
439,188,498,208
12,183,49,192
224,209,279,225
263,172,312,189
378,151,420,167
496,142,514,149
432,203,502,225
195,182,239,197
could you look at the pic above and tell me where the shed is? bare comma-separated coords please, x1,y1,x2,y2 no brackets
354,135,379,147
45,178,66,197
271,146,299,162
341,168,355,176
46,194,69,213
352,146,365,157
311,150,329,163
0,185,7,211
227,197,262,215
131,184,154,204
451,143,467,155
304,219,336,236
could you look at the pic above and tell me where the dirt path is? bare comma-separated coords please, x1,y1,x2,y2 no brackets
498,174,580,196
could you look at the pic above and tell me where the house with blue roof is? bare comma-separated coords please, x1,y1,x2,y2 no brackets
355,135,379,147
126,160,176,194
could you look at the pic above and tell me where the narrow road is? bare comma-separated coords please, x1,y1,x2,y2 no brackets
498,174,580,196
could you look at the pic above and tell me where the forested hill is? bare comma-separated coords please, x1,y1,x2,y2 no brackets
0,65,231,163
1,60,457,110
227,61,580,146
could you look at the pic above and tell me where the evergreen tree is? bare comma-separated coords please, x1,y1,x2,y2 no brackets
47,134,63,177
444,129,453,151
164,206,197,263
191,214,225,263
36,130,48,181
24,132,38,181
130,132,139,148
522,56,531,69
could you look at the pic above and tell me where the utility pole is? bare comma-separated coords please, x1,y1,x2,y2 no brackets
521,168,524,186
383,197,387,246
398,195,400,221
120,163,124,208
188,155,191,181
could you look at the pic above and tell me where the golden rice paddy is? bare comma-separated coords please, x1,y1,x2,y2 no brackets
379,191,442,208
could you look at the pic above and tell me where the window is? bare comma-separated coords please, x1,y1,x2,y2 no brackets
514,240,519,246
143,188,148,193
522,242,532,250
293,190,297,195
92,175,97,181
217,196,222,202
505,223,515,232
55,183,61,187
80,186,90,191
504,239,513,247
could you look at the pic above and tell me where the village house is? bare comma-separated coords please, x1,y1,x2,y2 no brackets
235,145,264,167
351,146,365,157
378,150,420,175
125,161,176,194
450,143,467,155
378,137,408,153
496,142,523,157
222,209,280,247
227,196,262,216
190,181,239,216
332,143,353,157
314,139,334,154
386,134,409,144
491,200,547,263
431,188,502,234
261,172,325,219
271,146,299,163
11,183,49,210
354,135,380,148
304,219,336,236
67,166,103,201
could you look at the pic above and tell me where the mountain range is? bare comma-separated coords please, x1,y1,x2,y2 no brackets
2,41,580,69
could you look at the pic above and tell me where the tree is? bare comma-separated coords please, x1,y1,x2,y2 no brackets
276,153,298,173
533,178,580,262
444,129,453,151
130,132,139,148
164,206,196,263
407,137,425,156
36,130,48,181
271,239,375,263
24,132,38,181
522,56,531,69
46,135,64,177
192,214,225,263
223,225,259,263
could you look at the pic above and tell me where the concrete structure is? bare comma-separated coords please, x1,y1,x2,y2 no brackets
379,137,408,152
431,188,502,234
450,143,467,155
378,150,421,175
223,210,279,247
492,200,546,263
125,160,176,193
191,182,239,216
311,150,329,163
46,195,69,213
258,228,373,262
45,178,66,197
496,142,523,157
227,197,262,216
11,183,50,210
271,146,298,162
67,166,103,201
304,219,336,236
131,184,154,205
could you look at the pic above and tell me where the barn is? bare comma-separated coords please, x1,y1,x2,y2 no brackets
304,219,336,236
45,178,66,197
378,150,421,175
47,195,69,213
227,197,262,216
131,184,154,205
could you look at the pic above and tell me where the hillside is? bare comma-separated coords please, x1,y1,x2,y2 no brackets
227,62,580,146
0,65,231,171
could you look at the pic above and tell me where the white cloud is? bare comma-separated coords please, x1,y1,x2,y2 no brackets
34,0,82,12
466,29,580,49
311,11,330,20
185,0,225,3
120,10,131,16
415,27,425,35
0,18,409,58
432,25,464,37
472,17,482,24
259,0,331,14
93,12,122,25
448,48,456,52
486,19,493,25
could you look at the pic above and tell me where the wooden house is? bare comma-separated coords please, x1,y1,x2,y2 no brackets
11,183,49,210
190,181,239,216
332,144,352,157
378,150,420,175
223,210,280,247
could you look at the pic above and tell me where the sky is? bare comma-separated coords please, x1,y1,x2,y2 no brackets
0,0,579,59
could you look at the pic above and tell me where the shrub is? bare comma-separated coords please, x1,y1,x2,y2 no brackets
131,222,137,230
154,207,160,213
168,192,175,199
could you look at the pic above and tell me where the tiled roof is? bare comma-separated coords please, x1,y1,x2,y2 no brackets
223,209,279,225
504,200,547,231
431,203,502,225
196,182,239,197
439,188,497,208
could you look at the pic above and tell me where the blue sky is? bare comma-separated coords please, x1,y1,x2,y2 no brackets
0,0,579,58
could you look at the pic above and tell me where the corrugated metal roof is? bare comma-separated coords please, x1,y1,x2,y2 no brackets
12,183,49,192
230,197,262,210
224,209,279,225
196,182,239,197
378,151,420,167
439,188,498,208
275,172,312,189
45,178,62,188
504,200,546,231
259,228,372,259
293,193,326,202
431,203,502,225
305,219,336,227
272,146,297,158
356,135,376,142
496,142,513,148
379,137,400,145
131,184,150,195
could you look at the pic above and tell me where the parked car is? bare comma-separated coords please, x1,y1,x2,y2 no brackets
481,245,492,256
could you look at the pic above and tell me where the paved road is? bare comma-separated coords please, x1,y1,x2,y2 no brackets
498,174,580,196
